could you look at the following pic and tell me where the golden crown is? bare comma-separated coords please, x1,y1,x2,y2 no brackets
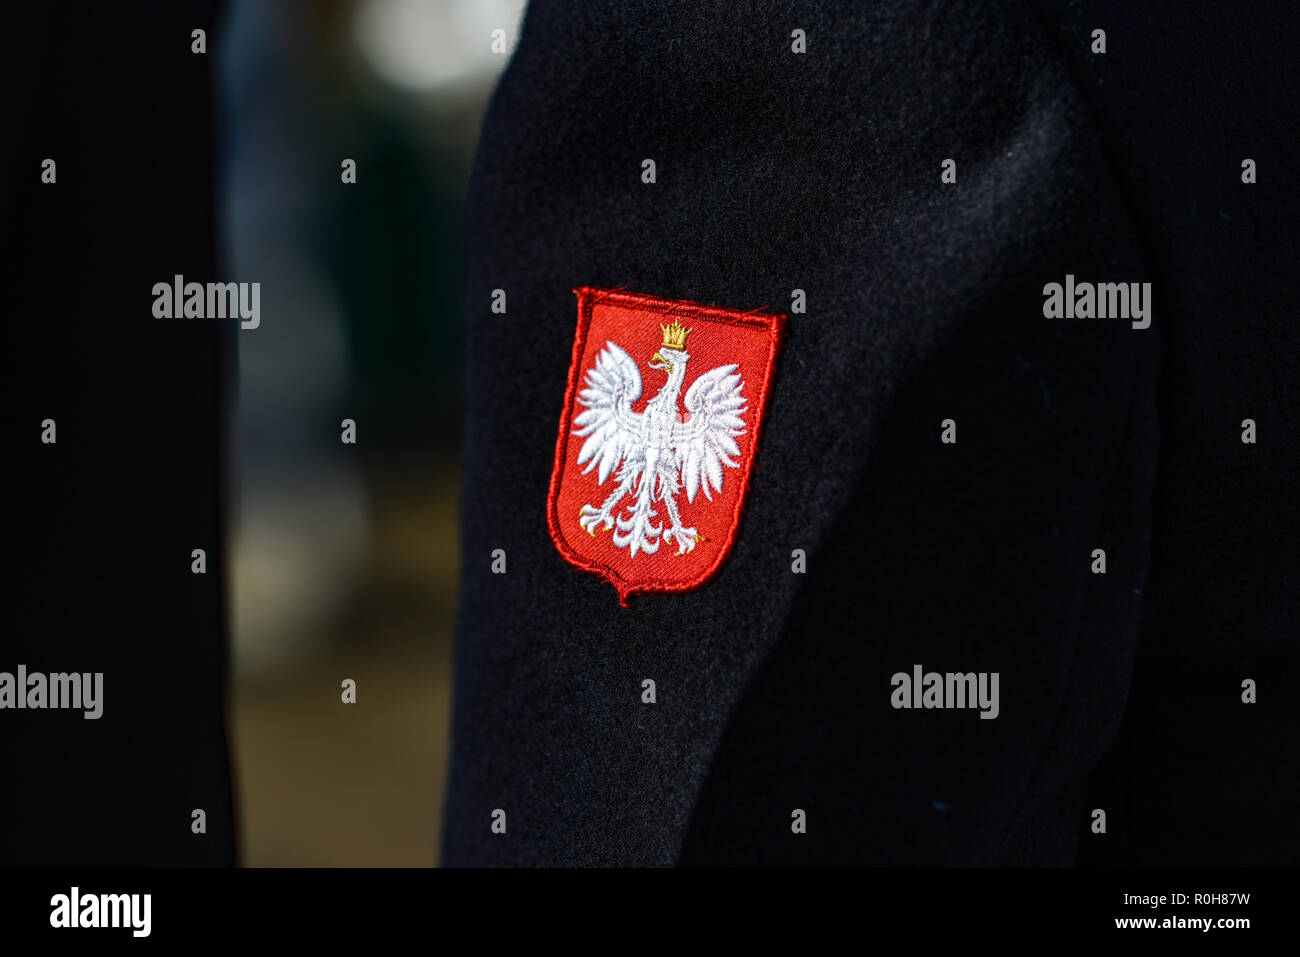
659,319,692,351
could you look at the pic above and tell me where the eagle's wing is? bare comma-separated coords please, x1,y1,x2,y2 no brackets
573,341,643,484
671,363,747,502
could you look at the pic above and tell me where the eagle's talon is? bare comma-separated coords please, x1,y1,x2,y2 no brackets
579,502,616,536
668,525,699,555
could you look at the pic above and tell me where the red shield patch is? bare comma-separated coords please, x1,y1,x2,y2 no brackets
548,287,786,604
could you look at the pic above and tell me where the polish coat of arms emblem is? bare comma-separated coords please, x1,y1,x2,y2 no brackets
547,287,785,603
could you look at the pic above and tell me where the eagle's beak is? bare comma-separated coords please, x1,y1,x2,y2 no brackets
650,351,667,368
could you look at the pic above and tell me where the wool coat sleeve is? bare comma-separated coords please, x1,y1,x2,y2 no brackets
440,0,1297,866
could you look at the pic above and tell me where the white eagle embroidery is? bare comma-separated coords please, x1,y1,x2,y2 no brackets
573,320,747,556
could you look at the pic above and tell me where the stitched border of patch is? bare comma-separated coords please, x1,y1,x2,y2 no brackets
547,286,786,605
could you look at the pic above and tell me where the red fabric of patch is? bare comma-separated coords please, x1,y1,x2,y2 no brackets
548,287,785,604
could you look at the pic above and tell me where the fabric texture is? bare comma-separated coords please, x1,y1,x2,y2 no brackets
441,0,1298,866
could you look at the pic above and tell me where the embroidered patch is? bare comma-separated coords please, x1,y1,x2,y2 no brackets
547,287,785,604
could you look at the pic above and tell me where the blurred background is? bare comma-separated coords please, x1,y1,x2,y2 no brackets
217,0,525,866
